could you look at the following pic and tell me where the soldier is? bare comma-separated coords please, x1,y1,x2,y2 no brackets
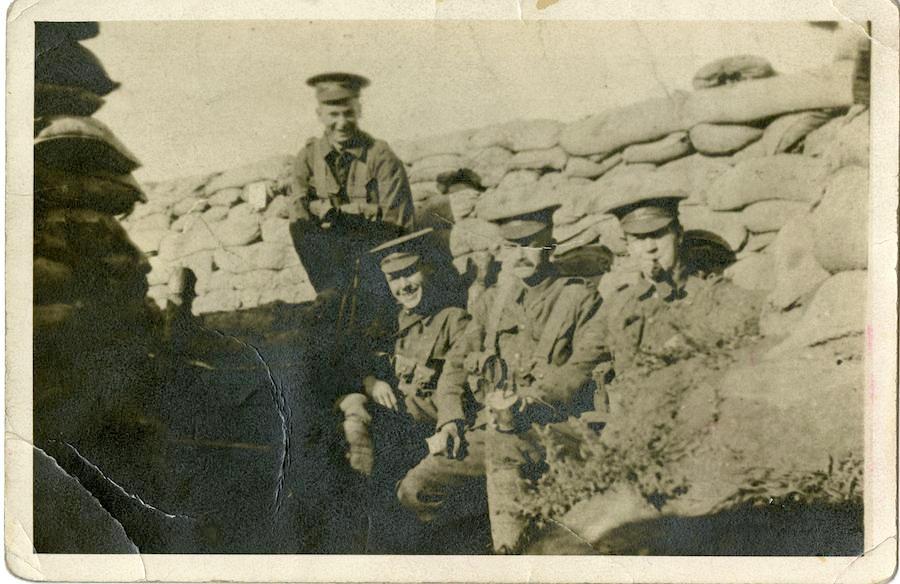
397,200,611,553
336,228,475,552
597,189,763,372
288,72,415,311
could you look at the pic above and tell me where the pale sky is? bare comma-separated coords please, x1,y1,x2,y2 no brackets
81,21,847,182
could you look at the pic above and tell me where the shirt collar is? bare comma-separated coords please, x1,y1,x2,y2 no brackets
323,132,370,161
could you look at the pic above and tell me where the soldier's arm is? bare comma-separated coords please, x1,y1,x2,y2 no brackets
530,287,612,405
432,315,483,429
287,146,314,223
372,144,415,231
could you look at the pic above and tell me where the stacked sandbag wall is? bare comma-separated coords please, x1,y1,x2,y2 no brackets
123,156,316,314
130,39,867,321
33,22,158,445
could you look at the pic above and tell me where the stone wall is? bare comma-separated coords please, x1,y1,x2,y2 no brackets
127,48,868,352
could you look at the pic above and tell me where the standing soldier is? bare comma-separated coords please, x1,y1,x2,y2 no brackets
288,72,415,319
397,200,611,553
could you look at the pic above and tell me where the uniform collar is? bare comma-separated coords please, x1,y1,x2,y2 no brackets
320,131,372,161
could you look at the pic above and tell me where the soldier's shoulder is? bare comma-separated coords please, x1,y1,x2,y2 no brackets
435,304,469,324
367,135,403,160
597,268,650,301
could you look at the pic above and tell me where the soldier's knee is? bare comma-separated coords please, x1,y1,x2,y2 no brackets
337,393,371,422
396,474,422,511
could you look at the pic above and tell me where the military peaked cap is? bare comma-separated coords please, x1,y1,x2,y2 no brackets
603,189,688,235
370,228,435,274
306,72,370,103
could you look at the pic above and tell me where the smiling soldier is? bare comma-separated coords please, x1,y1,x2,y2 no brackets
288,72,415,311
335,228,477,553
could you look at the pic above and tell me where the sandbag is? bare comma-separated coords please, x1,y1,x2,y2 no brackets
34,39,120,97
129,212,171,233
449,218,501,257
692,55,775,90
580,163,658,217
758,111,832,155
560,62,854,157
564,153,622,179
407,154,465,183
682,61,855,126
824,108,869,171
448,187,481,221
34,164,146,215
688,124,762,155
411,182,438,203
467,146,513,187
769,270,867,354
705,155,828,211
678,206,747,252
35,116,141,175
765,215,830,310
495,169,540,192
129,229,169,254
622,131,692,164
801,115,844,157
209,187,244,208
261,217,292,245
37,208,140,260
203,155,293,194
553,213,606,244
652,154,732,206
739,231,777,256
392,129,476,163
812,166,868,273
415,193,453,230
202,206,230,223
213,204,261,247
724,253,775,292
470,119,561,151
213,243,295,274
739,200,810,232
506,146,568,172
35,83,105,118
147,257,173,287
34,302,81,333
172,196,210,217
559,90,690,156
704,347,863,494
35,22,100,48
34,257,76,304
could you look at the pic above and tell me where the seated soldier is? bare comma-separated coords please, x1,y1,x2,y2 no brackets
597,189,764,371
397,200,611,554
336,227,477,553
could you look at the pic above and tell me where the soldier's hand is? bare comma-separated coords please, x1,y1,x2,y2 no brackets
370,380,398,411
431,421,466,460
309,199,334,220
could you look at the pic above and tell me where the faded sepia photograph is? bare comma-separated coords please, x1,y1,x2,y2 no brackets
8,3,899,581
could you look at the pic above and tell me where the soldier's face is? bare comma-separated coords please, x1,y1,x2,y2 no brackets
625,223,681,282
385,264,428,310
317,100,360,145
500,229,553,282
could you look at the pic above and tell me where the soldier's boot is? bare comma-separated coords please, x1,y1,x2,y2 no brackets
484,431,529,554
337,394,373,476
